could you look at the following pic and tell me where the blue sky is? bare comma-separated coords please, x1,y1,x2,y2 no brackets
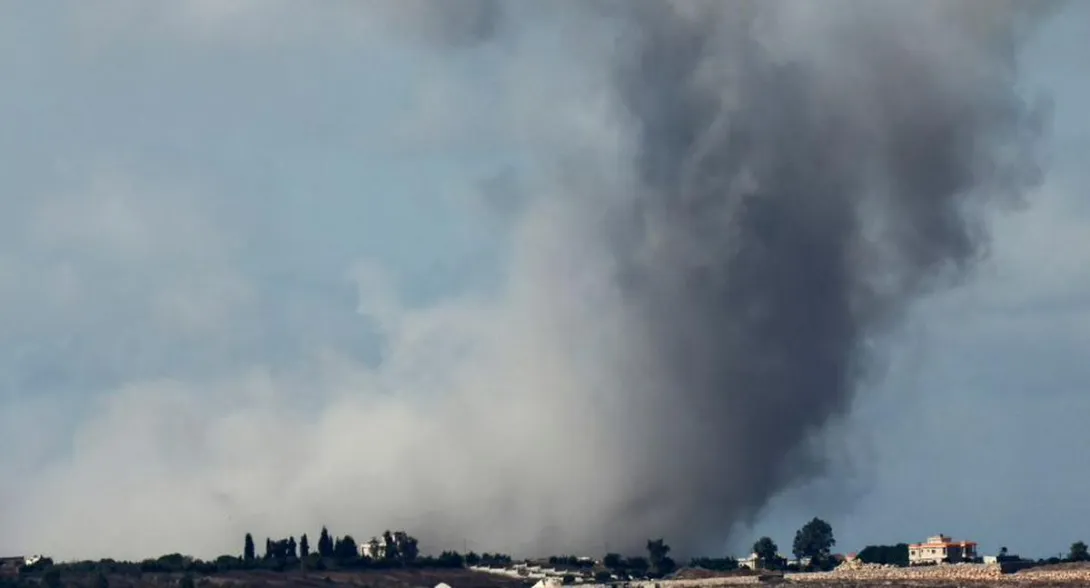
0,1,1088,562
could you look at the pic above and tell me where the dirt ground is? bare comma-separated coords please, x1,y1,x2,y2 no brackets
651,562,1090,587
30,563,1090,588
31,569,533,588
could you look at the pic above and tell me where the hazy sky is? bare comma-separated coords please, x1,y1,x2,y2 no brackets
0,1,1088,563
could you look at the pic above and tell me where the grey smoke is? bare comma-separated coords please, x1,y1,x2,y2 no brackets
0,0,1056,561
415,0,1049,555
580,0,1050,553
371,0,505,47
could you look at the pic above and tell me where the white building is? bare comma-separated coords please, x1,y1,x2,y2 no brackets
909,534,979,565
736,553,756,569
739,552,788,570
359,538,386,560
786,556,812,568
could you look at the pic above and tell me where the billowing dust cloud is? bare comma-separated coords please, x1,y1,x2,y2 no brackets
0,0,1050,560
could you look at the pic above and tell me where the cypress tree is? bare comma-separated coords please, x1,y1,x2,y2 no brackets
244,533,256,562
318,527,333,557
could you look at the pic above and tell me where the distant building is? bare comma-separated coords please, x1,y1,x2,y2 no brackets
359,538,386,560
909,534,979,565
984,549,1022,565
739,552,788,570
786,556,812,568
738,553,759,570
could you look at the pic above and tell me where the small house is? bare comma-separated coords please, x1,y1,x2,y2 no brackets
909,534,979,565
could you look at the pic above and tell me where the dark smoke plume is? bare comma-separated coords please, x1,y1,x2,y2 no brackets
496,0,1049,555
293,0,1052,557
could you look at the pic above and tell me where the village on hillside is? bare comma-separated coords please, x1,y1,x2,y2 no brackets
463,533,1032,586
6,522,1090,588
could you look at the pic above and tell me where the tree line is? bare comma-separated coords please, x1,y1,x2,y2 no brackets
233,526,515,571
743,519,1090,571
3,527,514,588
1,518,836,588
8,517,1090,588
595,538,678,581
743,517,839,572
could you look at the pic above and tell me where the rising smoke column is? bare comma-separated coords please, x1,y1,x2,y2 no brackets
0,0,1056,562
333,0,1052,556
516,0,1051,555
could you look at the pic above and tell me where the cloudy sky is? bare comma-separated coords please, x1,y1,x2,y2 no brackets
0,1,1088,563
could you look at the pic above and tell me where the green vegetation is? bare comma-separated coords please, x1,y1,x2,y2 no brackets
792,518,836,570
546,556,593,567
688,556,738,571
602,552,649,579
595,538,680,580
318,527,333,558
646,538,676,577
7,527,502,588
856,543,909,567
1070,541,1089,562
752,537,780,570
14,515,1090,588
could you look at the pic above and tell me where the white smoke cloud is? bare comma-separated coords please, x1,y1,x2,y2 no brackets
0,160,652,559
